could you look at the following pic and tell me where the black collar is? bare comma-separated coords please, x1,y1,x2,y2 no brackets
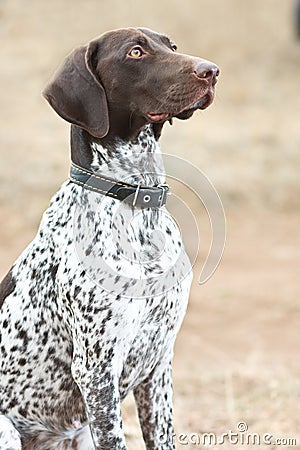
69,162,169,208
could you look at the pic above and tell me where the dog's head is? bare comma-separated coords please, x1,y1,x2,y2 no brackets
43,27,219,139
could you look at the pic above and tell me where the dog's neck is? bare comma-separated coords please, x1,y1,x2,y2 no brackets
70,124,166,186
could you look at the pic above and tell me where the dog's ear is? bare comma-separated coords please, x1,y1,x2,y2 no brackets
43,41,109,138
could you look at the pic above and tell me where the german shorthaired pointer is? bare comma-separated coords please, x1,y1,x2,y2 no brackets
0,28,219,450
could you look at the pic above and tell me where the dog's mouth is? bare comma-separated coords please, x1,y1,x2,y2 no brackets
147,89,215,123
174,93,213,121
147,112,170,122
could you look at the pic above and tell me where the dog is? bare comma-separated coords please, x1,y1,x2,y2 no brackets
0,27,219,450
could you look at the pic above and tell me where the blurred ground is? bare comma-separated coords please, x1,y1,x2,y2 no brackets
0,0,300,448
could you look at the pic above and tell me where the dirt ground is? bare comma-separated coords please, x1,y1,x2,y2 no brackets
1,0,300,449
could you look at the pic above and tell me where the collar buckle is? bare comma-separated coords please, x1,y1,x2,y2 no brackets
132,181,142,207
157,184,169,207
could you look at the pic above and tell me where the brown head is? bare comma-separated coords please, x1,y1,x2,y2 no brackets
43,27,219,142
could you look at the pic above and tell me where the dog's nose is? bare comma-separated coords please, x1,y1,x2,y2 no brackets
194,61,220,84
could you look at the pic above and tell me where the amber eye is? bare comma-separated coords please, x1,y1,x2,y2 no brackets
128,46,144,58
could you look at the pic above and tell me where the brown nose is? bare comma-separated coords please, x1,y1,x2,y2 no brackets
194,61,220,84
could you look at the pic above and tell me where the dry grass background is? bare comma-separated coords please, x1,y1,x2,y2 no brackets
0,0,300,448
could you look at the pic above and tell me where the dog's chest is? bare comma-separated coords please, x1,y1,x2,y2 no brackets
52,181,192,390
71,188,191,299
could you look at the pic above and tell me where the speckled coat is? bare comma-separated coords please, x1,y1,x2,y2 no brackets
0,126,192,450
0,27,219,450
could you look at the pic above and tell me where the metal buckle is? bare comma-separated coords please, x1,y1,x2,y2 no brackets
132,183,169,208
132,181,141,207
157,184,169,207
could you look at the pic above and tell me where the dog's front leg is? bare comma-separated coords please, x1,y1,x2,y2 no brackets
134,359,176,450
73,364,127,450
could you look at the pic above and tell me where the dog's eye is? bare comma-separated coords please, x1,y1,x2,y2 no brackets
128,47,144,58
171,42,177,52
